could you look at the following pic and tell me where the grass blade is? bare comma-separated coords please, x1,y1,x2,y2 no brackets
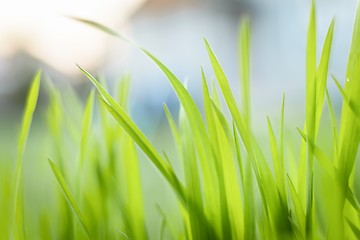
163,104,181,151
267,116,286,202
297,128,335,177
337,0,360,184
325,89,339,158
120,136,147,240
13,70,41,239
330,3,360,238
79,89,95,168
204,38,251,156
48,159,91,239
178,101,205,240
287,176,306,236
201,71,228,238
99,97,186,201
304,3,316,219
211,100,244,239
141,51,219,238
238,17,251,126
315,19,335,133
78,65,186,203
206,36,291,238
67,16,134,44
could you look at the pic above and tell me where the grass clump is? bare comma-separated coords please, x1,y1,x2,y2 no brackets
1,1,360,239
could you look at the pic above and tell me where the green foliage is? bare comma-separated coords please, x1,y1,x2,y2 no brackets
1,2,360,239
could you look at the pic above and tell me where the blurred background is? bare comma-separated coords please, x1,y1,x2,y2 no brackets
0,0,357,126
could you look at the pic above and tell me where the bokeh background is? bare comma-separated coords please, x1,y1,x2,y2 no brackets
0,0,356,124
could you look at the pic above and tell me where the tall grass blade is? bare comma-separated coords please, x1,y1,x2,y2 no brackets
206,37,291,238
304,6,317,234
287,176,306,236
141,51,219,238
204,38,251,155
48,159,91,239
212,101,244,239
79,89,95,168
13,70,41,239
331,2,360,238
267,117,286,202
163,104,181,151
206,36,288,238
120,136,147,240
201,71,229,238
178,101,206,240
325,89,339,158
337,0,360,184
204,71,244,239
238,17,251,127
315,19,335,133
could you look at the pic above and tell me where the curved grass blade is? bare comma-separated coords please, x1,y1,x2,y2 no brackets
315,18,335,132
201,71,229,238
66,16,134,45
211,100,244,239
332,75,360,126
48,159,91,239
203,71,243,238
179,103,205,240
77,65,186,203
13,70,41,238
205,36,291,238
98,96,186,202
331,75,347,101
267,116,286,202
203,43,261,234
141,51,220,239
75,24,218,236
210,101,233,142
337,0,360,185
204,38,250,153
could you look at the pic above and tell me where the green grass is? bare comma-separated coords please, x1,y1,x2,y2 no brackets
1,1,360,239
